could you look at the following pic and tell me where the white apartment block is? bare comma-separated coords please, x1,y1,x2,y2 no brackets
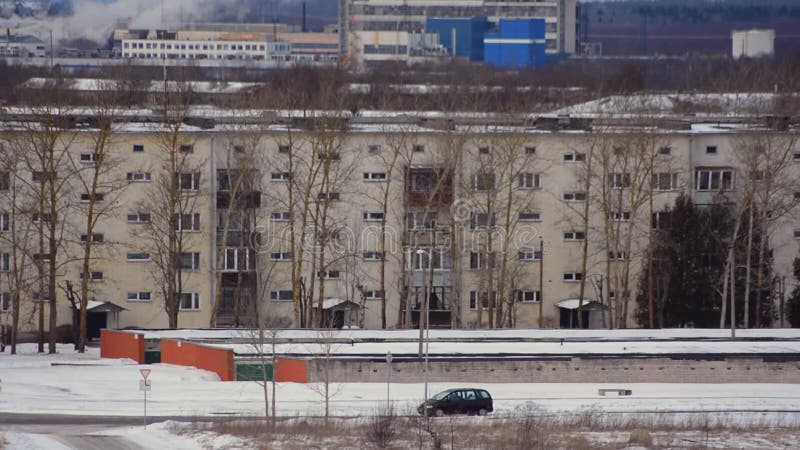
342,0,578,61
1,100,799,335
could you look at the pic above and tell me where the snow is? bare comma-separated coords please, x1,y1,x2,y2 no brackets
2,344,800,419
2,432,72,450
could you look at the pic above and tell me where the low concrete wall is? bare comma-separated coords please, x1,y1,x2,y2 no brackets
100,329,144,363
307,357,800,384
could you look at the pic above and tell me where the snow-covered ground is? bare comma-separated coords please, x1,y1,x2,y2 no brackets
2,343,800,449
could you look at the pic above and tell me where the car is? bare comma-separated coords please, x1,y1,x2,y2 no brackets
417,388,493,417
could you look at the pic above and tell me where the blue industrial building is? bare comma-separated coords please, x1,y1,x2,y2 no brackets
425,17,490,62
483,19,547,68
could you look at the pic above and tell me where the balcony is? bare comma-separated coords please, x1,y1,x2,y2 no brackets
217,191,261,209
407,286,453,329
405,167,453,207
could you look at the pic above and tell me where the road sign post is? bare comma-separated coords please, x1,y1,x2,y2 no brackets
140,369,151,429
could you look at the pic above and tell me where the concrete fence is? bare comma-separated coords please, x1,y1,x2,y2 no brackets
307,357,800,384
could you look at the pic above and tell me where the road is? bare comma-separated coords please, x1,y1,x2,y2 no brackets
0,420,151,450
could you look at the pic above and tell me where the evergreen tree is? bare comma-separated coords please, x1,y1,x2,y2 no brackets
786,257,800,327
636,194,776,328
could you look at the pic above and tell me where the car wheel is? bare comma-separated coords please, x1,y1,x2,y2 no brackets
434,409,445,417
478,408,488,416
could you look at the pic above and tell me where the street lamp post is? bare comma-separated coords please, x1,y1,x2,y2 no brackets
538,236,544,328
385,351,392,411
415,248,431,401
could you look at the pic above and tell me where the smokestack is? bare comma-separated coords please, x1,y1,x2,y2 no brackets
302,1,307,32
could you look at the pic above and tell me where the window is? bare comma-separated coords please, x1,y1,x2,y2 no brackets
179,252,200,270
478,146,490,154
127,291,151,301
793,152,800,162
222,247,251,271
271,172,291,181
413,144,425,153
608,251,627,261
706,145,718,154
127,212,151,224
32,171,54,183
270,290,293,301
408,248,446,271
80,193,104,202
178,292,200,310
363,212,384,222
126,252,151,262
652,173,679,191
525,146,536,155
0,171,8,190
563,231,585,241
613,146,624,156
410,169,439,193
519,211,542,222
0,252,9,271
611,173,631,189
79,153,99,164
518,249,542,261
318,192,340,201
517,290,540,303
407,211,436,230
563,272,583,282
317,270,340,279
563,192,587,201
233,145,245,153
270,212,291,222
317,151,341,161
610,211,631,222
469,252,497,269
695,168,734,191
368,145,382,155
33,291,52,302
175,213,200,232
79,271,104,281
270,251,292,261
31,213,50,223
178,172,201,191
363,172,387,182
363,251,383,261
470,213,496,230
0,212,8,232
80,233,104,244
179,144,194,153
518,173,541,189
563,152,586,162
472,173,495,191
1,292,9,311
659,146,672,155
278,145,290,154
126,172,152,182
652,211,671,230
364,290,384,300
469,291,495,310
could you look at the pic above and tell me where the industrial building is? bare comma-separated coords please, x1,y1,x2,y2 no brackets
342,0,578,66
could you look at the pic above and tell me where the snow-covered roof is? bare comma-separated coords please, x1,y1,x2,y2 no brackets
555,299,603,310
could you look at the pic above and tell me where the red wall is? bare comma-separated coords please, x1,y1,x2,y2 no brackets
275,357,308,383
100,330,144,363
161,339,235,381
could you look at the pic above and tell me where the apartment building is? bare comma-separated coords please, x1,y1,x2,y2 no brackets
1,101,798,335
341,0,578,63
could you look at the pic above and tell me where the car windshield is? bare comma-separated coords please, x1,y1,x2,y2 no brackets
432,391,452,400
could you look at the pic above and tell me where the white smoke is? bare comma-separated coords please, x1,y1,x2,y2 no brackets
0,0,232,44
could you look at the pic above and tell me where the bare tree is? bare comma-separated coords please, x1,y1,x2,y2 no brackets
134,83,205,329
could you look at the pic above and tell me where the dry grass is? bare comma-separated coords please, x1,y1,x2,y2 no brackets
175,410,800,450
